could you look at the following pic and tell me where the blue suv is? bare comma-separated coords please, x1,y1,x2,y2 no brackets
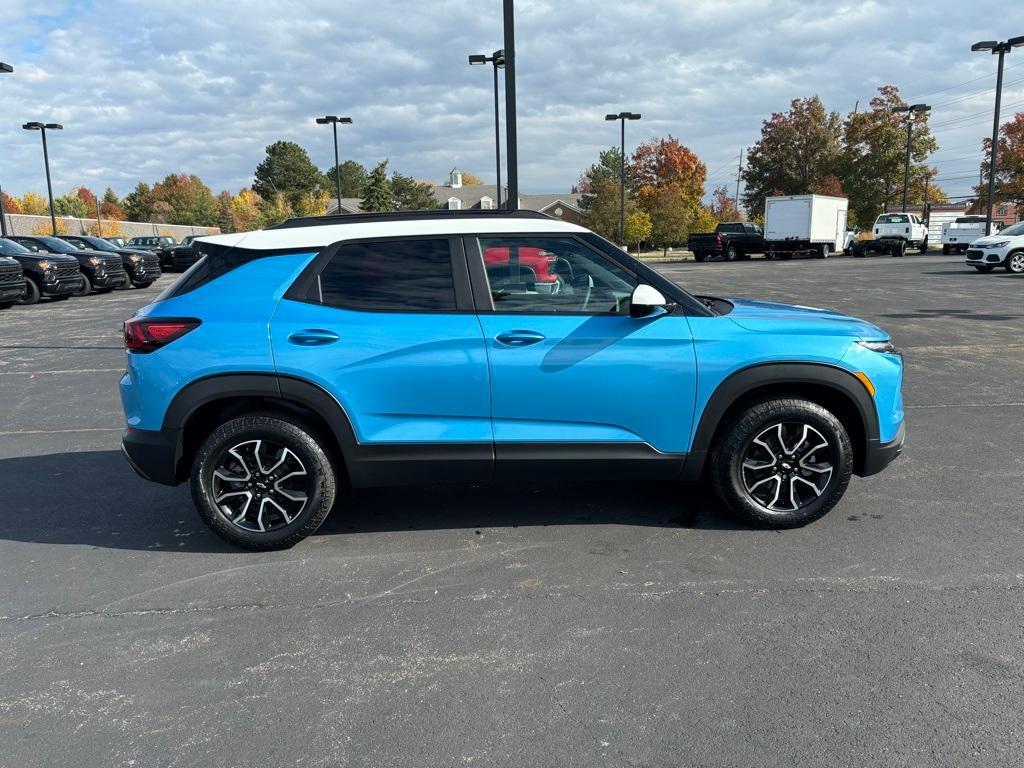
120,210,905,549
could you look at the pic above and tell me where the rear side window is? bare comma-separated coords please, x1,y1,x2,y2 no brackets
318,239,456,312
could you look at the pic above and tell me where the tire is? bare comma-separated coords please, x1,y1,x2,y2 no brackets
919,238,928,254
852,243,864,258
725,244,738,262
132,280,154,289
942,245,950,255
191,414,338,550
973,265,995,273
709,398,853,528
818,243,830,259
16,279,40,306
1006,252,1024,274
76,273,93,296
892,241,906,258
694,252,706,263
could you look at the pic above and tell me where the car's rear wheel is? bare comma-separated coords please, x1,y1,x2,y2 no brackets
709,398,853,528
919,238,929,253
693,252,706,263
1006,252,1024,274
818,243,830,259
191,414,337,550
942,245,951,255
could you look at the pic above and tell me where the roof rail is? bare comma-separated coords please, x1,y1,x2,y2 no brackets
268,209,553,230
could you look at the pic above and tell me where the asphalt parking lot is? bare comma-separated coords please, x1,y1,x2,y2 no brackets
1,254,1023,767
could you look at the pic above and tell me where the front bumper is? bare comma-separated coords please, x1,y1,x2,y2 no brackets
965,249,1006,266
91,269,127,288
860,421,905,476
122,427,182,486
129,265,162,282
40,274,85,296
0,281,24,302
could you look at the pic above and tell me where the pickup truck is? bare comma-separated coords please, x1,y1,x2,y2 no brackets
942,216,993,254
688,222,766,262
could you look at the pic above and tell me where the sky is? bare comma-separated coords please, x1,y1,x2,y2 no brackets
1,0,1023,205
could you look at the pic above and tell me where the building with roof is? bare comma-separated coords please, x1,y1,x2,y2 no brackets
329,167,583,225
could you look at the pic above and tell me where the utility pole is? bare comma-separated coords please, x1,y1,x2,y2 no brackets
502,0,518,210
896,103,930,212
95,197,103,237
735,148,744,216
0,63,13,238
605,112,641,244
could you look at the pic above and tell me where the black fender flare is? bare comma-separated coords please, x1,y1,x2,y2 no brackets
679,362,879,481
162,373,359,480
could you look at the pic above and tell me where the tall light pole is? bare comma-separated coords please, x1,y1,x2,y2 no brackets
605,112,641,245
315,115,352,214
469,49,505,207
894,103,930,213
972,36,1024,234
502,0,518,210
0,63,12,238
23,122,63,236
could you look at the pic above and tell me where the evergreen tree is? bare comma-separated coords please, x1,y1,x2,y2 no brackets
360,161,395,212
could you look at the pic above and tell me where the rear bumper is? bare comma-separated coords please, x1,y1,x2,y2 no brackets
122,427,181,486
860,421,905,477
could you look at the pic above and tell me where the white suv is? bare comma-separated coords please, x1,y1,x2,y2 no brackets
872,213,929,252
965,221,1024,273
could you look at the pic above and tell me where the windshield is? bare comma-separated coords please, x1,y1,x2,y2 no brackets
998,222,1024,237
35,236,79,253
77,237,118,251
0,238,31,255
877,214,908,224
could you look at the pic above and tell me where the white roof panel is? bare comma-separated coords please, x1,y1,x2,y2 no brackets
197,216,588,251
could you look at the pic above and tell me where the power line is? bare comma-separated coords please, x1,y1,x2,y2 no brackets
930,98,1024,129
904,61,1024,102
928,76,1024,109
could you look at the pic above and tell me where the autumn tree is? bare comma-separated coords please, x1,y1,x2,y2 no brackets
840,85,937,226
973,112,1024,210
20,192,50,216
216,190,234,233
624,210,652,254
323,160,369,199
710,186,741,221
391,172,437,211
230,188,266,232
258,192,293,227
632,136,707,253
741,96,843,217
1,191,22,214
254,141,324,211
361,161,395,212
100,187,125,220
151,173,220,226
576,147,636,241
460,171,484,185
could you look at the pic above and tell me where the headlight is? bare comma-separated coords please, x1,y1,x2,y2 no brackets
858,339,901,356
88,256,103,266
129,254,142,263
38,260,52,271
989,241,1010,248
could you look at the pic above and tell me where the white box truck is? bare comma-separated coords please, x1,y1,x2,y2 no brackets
763,195,849,259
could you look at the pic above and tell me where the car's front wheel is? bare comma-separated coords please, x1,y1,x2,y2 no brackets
191,414,338,550
710,399,853,528
1006,252,1024,274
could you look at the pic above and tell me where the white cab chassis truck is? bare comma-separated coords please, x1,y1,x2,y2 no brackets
763,195,849,260
854,212,929,257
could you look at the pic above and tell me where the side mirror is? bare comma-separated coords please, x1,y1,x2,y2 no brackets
629,284,668,318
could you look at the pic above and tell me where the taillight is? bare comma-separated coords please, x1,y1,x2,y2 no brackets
124,317,200,353
715,233,722,244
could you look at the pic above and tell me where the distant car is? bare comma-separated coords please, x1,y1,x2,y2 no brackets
0,236,83,305
105,237,127,248
964,220,1024,273
61,235,162,289
126,235,177,268
9,235,125,296
165,235,203,272
688,222,766,262
856,213,929,256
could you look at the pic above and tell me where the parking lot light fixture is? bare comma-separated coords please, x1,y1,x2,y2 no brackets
468,49,505,207
972,36,1022,233
316,115,353,215
0,63,11,237
605,111,641,245
894,103,930,213
0,62,12,74
23,121,63,235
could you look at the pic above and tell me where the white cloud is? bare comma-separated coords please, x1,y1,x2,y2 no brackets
0,0,1021,204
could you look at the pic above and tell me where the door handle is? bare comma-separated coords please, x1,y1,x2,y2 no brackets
495,330,546,347
288,329,340,346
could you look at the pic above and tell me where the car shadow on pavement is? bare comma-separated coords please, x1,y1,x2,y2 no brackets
0,451,745,552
